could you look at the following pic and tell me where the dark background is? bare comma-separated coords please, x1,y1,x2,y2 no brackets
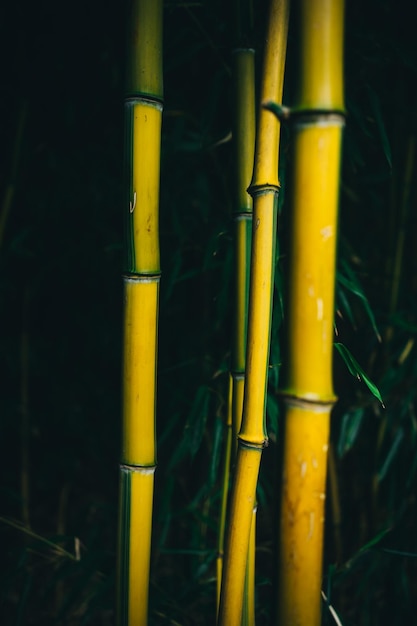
1,0,417,624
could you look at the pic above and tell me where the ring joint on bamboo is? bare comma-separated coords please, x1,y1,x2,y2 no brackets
263,100,345,126
125,95,164,110
122,273,161,283
291,111,345,129
235,212,253,220
247,182,279,198
280,392,337,411
232,47,256,55
237,436,269,451
120,463,157,475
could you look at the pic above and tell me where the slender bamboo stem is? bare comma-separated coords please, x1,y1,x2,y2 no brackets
387,135,414,335
328,441,343,563
117,1,163,624
217,2,289,624
217,376,233,611
217,46,255,620
276,2,345,624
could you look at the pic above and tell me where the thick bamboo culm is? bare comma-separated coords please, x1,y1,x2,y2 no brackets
216,47,256,619
217,1,289,624
117,1,163,625
277,1,344,624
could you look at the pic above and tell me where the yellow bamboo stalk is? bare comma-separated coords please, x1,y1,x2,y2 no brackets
217,1,289,624
242,504,257,626
217,48,255,624
117,1,163,625
217,376,233,611
276,1,345,624
217,46,255,619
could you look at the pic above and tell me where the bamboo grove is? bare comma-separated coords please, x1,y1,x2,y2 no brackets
117,0,345,624
4,0,417,623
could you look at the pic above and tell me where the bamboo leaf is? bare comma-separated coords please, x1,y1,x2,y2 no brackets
334,343,384,406
377,427,404,482
358,527,392,553
380,548,417,558
337,256,381,341
209,416,224,486
336,285,356,329
185,385,211,459
0,516,79,561
344,527,392,569
337,407,365,457
366,84,392,169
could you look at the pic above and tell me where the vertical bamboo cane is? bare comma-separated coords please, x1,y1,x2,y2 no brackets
216,46,256,619
117,1,163,625
217,1,289,624
276,2,345,624
232,48,256,626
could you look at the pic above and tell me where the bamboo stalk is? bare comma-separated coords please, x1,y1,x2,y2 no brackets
117,1,163,624
276,2,345,624
217,2,289,624
217,46,255,619
217,376,233,611
385,135,415,343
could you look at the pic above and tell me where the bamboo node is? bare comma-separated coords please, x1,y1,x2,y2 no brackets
280,393,336,411
120,463,156,475
263,100,346,126
125,95,163,109
247,182,279,198
123,273,161,283
238,436,268,451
